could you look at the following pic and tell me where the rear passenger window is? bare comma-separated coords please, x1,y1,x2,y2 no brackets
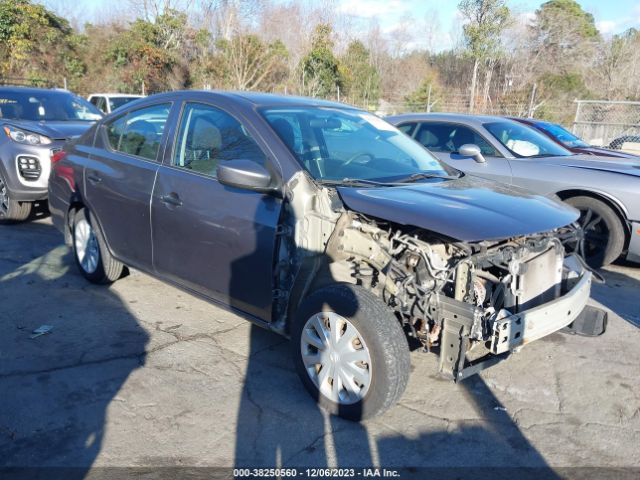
90,96,104,112
173,102,265,177
397,123,417,136
415,122,497,156
105,103,170,161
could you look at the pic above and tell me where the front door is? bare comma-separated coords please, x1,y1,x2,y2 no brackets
412,121,513,184
85,102,172,269
151,101,282,322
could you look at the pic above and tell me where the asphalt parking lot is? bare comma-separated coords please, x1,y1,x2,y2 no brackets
1,216,639,476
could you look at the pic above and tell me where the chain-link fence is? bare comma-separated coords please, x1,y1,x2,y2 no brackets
572,100,640,154
376,91,538,118
359,85,575,126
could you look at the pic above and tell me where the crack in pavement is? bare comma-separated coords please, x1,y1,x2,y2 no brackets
0,326,252,379
282,425,351,465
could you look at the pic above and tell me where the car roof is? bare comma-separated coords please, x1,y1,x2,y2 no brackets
386,112,512,126
89,93,145,98
132,90,354,109
510,117,556,128
0,86,72,95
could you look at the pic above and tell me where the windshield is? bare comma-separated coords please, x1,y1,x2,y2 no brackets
262,107,457,182
484,121,573,158
109,96,141,112
535,121,589,148
0,90,103,122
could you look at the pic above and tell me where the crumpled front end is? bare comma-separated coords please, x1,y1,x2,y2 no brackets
434,252,595,381
332,214,604,381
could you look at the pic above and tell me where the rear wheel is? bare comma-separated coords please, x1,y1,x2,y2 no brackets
292,284,410,421
72,208,124,284
0,172,32,221
565,196,625,268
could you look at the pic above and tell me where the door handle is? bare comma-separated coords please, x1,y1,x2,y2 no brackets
87,173,102,184
160,193,183,207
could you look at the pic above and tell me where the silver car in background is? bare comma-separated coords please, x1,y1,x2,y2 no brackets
387,113,640,267
0,86,102,221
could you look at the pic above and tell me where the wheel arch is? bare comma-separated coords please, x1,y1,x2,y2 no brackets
284,256,358,334
555,188,631,243
66,200,118,262
65,198,84,245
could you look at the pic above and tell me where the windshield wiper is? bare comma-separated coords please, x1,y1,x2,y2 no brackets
396,172,460,182
531,153,562,158
317,178,397,188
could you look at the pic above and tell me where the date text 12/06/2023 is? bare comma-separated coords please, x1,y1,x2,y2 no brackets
233,468,401,478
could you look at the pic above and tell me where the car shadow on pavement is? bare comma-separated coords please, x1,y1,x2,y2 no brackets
233,325,563,477
230,209,560,477
375,376,562,479
592,265,640,328
0,220,149,478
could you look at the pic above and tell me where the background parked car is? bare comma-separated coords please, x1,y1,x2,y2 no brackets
48,91,601,420
0,86,102,221
608,135,640,155
88,93,145,114
387,112,640,268
510,117,638,159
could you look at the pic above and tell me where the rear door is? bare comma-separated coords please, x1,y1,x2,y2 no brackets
409,121,512,184
84,102,173,270
151,100,282,322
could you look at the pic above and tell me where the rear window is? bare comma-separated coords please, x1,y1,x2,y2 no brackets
0,90,102,121
109,97,141,112
536,122,589,148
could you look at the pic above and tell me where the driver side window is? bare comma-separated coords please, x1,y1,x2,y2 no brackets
415,123,497,156
173,103,265,177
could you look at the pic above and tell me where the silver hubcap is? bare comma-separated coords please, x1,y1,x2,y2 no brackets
0,176,9,216
75,218,99,273
301,312,372,405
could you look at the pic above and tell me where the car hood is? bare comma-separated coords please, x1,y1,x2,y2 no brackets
547,154,640,178
337,176,579,242
3,120,94,141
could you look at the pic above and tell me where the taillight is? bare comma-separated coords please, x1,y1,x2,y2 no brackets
51,149,66,165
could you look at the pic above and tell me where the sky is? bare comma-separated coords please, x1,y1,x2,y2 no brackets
336,0,640,50
41,0,640,52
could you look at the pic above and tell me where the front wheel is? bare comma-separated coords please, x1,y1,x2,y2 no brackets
565,196,625,268
0,172,32,221
72,208,124,284
291,284,410,421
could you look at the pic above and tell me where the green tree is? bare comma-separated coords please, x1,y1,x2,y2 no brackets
104,9,190,93
404,72,442,111
0,0,83,86
458,0,511,113
298,24,343,98
340,40,380,107
532,0,600,74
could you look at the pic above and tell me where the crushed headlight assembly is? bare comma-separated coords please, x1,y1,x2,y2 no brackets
3,125,52,145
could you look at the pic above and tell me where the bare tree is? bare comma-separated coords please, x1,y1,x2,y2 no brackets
458,0,511,112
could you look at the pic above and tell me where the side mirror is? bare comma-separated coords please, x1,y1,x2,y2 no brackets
217,159,274,193
458,144,486,163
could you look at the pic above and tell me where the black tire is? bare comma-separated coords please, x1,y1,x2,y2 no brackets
291,283,410,421
0,172,32,221
72,208,124,284
566,196,625,268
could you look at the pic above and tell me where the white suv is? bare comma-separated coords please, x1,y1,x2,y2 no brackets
87,93,144,115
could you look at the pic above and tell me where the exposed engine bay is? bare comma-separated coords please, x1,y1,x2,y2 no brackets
274,173,598,381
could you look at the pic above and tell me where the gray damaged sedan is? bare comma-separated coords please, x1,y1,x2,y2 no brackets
387,113,640,268
49,92,605,420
